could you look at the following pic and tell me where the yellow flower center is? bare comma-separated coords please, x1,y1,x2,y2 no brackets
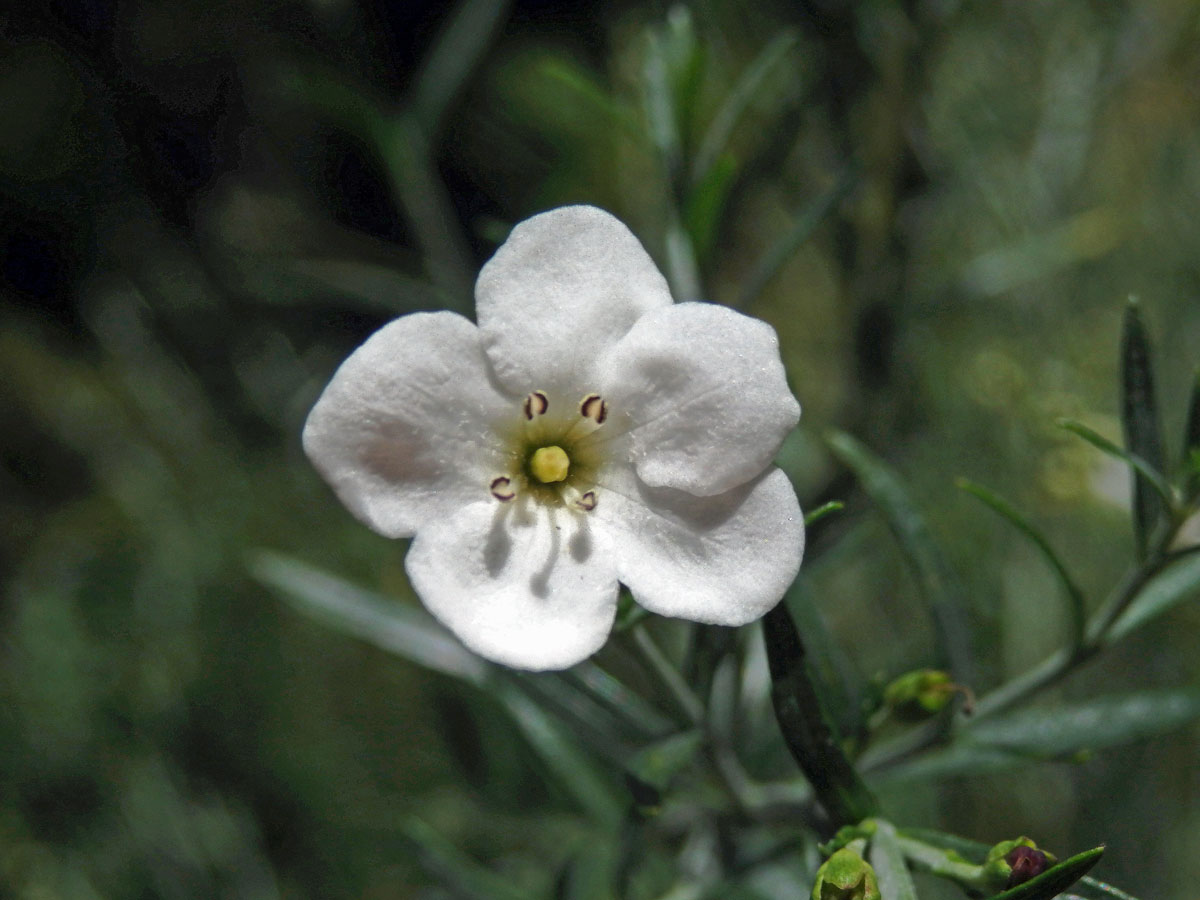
489,392,608,511
529,445,570,483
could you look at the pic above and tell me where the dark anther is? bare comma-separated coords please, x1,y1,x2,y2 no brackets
490,476,516,501
580,394,607,424
523,391,549,420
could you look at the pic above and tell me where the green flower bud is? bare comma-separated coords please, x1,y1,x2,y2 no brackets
812,848,881,900
883,669,966,721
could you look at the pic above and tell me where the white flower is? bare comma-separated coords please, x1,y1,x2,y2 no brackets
303,206,804,670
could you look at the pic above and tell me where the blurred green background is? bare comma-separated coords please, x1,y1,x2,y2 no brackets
2,0,1199,897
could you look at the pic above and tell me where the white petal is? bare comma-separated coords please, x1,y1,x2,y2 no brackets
303,312,513,538
406,501,620,670
600,302,800,496
476,206,674,394
593,466,803,625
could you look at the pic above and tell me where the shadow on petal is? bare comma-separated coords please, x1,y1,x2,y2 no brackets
631,475,751,563
530,516,563,599
484,504,513,577
569,515,594,563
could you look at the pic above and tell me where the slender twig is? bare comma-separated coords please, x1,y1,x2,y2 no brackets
863,511,1200,774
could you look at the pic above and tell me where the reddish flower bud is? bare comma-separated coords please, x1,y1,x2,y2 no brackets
1005,845,1050,888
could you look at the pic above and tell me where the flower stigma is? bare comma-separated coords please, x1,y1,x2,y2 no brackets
530,445,570,483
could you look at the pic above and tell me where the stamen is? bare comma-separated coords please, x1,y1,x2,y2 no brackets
490,476,516,501
574,490,597,512
523,390,549,420
580,394,608,424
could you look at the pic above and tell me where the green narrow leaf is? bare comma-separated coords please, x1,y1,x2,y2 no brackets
1076,876,1142,900
642,27,684,182
893,833,987,887
625,729,705,794
868,821,918,900
691,30,799,185
827,430,974,681
698,882,776,900
684,152,738,263
1105,547,1200,642
964,688,1200,756
665,207,703,301
786,583,864,738
737,167,857,308
403,816,531,900
956,478,1086,650
762,602,878,826
378,114,477,307
248,550,488,684
277,61,475,305
887,688,1200,782
283,257,444,315
878,741,1060,783
565,662,676,737
1121,299,1167,558
1058,419,1175,510
987,847,1104,900
411,0,512,137
496,682,625,827
895,828,989,862
513,675,636,764
538,57,638,136
631,625,704,726
554,841,621,900
805,500,845,527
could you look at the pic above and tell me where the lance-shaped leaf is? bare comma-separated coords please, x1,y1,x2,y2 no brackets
512,673,638,765
1105,548,1200,643
884,688,1200,782
248,550,489,683
565,662,676,738
1058,419,1175,509
497,683,625,827
964,688,1200,757
868,820,918,900
685,152,738,263
554,841,621,900
642,9,700,187
762,601,878,826
827,430,974,681
1121,299,1167,558
691,30,799,184
987,847,1104,900
875,741,1055,784
623,729,705,811
787,581,864,738
738,168,857,308
896,827,989,862
403,816,532,900
411,0,512,138
957,478,1087,650
1074,876,1142,900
